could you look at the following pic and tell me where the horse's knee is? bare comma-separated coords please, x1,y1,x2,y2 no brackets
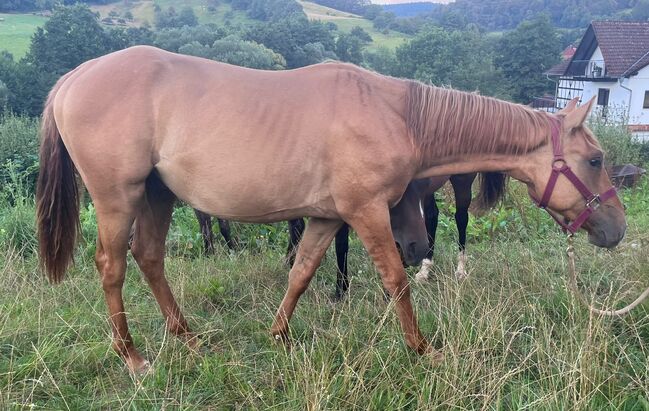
94,249,107,273
131,244,162,278
382,276,410,299
100,261,126,291
95,247,126,290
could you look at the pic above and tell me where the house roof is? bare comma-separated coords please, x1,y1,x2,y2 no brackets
545,60,570,76
548,21,649,78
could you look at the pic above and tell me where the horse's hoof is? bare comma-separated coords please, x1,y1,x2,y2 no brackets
272,331,291,350
455,268,468,281
415,271,430,282
182,333,201,351
127,358,151,376
332,291,346,302
428,350,444,366
415,258,432,282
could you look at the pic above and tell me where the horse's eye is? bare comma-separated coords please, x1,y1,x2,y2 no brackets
589,158,602,168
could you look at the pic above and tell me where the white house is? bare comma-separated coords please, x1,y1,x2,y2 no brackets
547,21,649,140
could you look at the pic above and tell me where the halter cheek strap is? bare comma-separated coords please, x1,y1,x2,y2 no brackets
531,118,617,234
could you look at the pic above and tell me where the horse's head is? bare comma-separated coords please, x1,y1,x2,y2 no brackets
524,97,626,248
390,180,429,266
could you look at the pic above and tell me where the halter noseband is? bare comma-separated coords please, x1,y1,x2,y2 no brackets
531,117,617,234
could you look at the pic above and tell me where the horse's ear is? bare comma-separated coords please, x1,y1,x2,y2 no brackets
557,97,579,115
563,96,595,130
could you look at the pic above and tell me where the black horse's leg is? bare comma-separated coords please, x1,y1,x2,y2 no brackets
450,173,477,279
286,218,306,266
194,209,215,255
425,194,439,260
333,223,350,300
217,218,236,250
415,193,439,281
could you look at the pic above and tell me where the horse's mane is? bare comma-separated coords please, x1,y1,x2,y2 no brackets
405,81,556,210
405,81,551,162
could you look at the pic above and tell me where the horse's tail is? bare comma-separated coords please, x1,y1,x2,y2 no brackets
36,74,80,284
475,172,508,211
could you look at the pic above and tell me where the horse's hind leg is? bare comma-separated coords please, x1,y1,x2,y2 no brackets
333,223,350,300
271,218,342,342
132,176,194,347
94,196,147,373
194,210,215,255
217,218,236,250
285,218,306,267
450,173,476,280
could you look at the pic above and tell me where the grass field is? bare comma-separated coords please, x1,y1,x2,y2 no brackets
0,13,46,59
299,1,411,51
0,178,648,409
93,0,251,29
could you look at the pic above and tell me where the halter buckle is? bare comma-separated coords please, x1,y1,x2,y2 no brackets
585,194,601,210
552,158,567,170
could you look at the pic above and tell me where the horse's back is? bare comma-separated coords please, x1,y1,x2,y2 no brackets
52,46,413,221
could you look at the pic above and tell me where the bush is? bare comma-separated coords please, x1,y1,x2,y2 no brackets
0,112,39,197
589,118,649,167
0,162,37,256
0,203,37,256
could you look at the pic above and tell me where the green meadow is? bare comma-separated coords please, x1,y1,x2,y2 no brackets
0,109,647,409
0,13,46,59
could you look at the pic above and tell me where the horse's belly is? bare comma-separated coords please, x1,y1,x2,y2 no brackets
154,157,334,222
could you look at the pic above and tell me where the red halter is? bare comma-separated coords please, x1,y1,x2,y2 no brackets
531,117,617,234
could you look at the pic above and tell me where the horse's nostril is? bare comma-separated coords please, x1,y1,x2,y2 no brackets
408,242,417,255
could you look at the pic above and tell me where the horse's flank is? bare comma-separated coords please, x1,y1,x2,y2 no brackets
51,46,416,223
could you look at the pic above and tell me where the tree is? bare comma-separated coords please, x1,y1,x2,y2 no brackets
178,35,286,69
245,16,336,68
335,33,364,64
335,27,372,65
154,25,227,53
26,4,114,76
0,80,8,109
396,25,509,98
350,26,372,43
178,6,199,27
363,46,398,76
155,6,198,28
494,14,561,103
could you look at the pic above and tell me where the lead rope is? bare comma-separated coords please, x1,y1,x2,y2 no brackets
566,234,649,316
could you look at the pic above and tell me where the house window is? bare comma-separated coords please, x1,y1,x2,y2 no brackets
597,88,610,106
643,91,649,109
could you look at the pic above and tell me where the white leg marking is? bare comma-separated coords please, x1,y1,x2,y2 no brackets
455,251,468,280
415,258,433,282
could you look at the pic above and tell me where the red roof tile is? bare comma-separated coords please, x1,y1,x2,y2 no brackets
591,21,649,77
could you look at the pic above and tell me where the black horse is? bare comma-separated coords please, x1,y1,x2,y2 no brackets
196,173,505,299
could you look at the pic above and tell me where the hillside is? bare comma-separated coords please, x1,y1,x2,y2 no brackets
298,1,410,50
381,2,440,17
0,0,410,59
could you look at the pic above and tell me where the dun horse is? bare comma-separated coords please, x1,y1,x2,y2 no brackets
36,46,625,373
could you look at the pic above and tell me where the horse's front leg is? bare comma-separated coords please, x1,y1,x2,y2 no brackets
271,218,343,342
450,174,476,280
348,204,442,361
416,194,438,282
